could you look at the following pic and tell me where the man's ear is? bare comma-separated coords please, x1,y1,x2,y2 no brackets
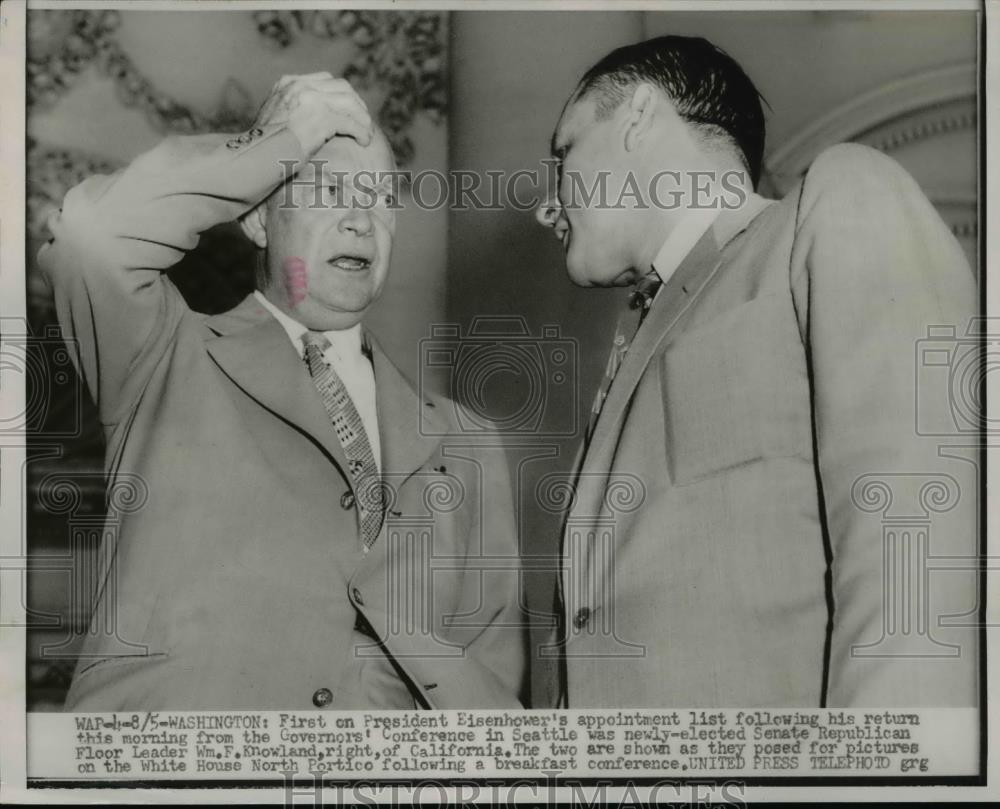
623,83,657,152
239,203,268,249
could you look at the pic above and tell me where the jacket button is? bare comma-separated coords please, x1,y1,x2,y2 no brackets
352,587,364,606
340,491,355,510
312,687,333,707
573,607,591,629
225,139,240,150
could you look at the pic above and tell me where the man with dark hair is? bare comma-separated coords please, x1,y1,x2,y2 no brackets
537,36,977,707
575,36,766,185
40,74,526,710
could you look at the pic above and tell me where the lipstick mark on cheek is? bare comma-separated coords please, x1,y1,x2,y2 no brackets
283,257,308,307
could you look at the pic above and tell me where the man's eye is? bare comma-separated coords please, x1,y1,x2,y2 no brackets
370,188,397,209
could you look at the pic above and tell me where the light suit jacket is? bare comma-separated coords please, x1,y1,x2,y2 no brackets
560,144,978,708
39,124,526,711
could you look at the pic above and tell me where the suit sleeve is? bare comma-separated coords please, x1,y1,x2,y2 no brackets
36,126,306,427
790,144,978,706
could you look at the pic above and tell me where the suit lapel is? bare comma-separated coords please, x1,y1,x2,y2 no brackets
562,198,775,615
205,298,446,485
203,294,352,477
578,197,776,485
368,333,445,480
353,335,454,645
351,333,445,580
576,227,723,487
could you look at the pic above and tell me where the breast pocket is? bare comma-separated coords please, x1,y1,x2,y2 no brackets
660,292,807,486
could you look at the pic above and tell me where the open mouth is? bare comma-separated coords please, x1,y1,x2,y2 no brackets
327,254,372,272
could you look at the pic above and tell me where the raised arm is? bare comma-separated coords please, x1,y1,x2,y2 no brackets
37,74,374,426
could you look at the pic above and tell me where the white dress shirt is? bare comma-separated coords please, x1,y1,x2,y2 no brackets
650,205,722,286
648,192,768,303
253,291,381,470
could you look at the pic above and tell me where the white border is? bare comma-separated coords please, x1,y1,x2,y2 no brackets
0,0,28,800
0,0,993,803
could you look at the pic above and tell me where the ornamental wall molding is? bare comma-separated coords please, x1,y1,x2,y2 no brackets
252,9,447,164
28,10,255,134
763,63,976,188
761,64,977,245
28,9,447,156
26,8,449,321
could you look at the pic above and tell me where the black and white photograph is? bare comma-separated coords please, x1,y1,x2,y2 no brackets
0,0,993,804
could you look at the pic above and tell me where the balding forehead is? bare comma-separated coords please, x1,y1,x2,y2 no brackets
313,128,395,170
369,128,396,167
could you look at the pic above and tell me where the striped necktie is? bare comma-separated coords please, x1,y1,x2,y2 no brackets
584,271,663,445
302,331,383,549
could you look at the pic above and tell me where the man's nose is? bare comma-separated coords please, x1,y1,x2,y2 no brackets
339,205,373,236
535,193,562,228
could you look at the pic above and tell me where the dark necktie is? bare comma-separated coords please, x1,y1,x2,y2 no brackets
628,270,663,322
301,331,383,550
584,271,663,444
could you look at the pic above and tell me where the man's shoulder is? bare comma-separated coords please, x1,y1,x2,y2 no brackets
797,143,923,209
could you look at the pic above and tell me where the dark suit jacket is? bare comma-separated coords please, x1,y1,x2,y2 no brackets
39,124,526,710
560,144,978,707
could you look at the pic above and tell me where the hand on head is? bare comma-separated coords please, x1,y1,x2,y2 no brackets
243,74,396,333
253,72,376,157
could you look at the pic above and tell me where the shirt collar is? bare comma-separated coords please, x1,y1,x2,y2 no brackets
650,191,769,285
252,290,363,360
714,190,772,248
651,206,721,286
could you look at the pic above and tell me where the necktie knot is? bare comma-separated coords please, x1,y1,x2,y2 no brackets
302,330,332,355
628,271,663,315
